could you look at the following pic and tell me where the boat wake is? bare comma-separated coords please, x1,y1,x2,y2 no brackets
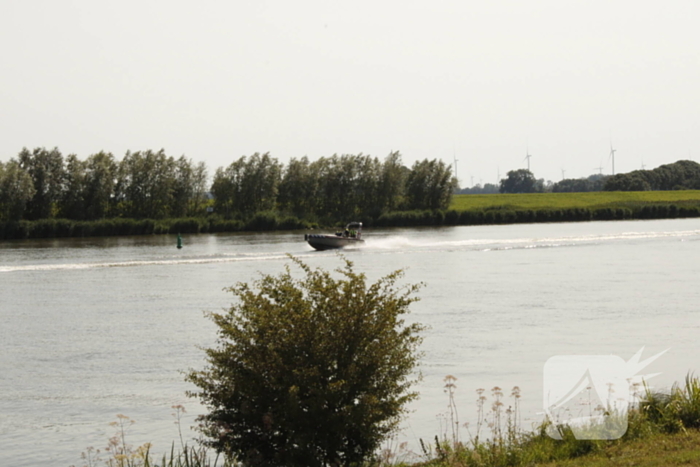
2,228,698,273
0,251,320,273
364,229,700,253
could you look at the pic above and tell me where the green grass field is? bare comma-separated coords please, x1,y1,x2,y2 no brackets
413,430,700,467
535,430,700,467
449,190,700,212
372,190,700,228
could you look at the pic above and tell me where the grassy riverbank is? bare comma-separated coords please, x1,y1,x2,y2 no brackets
409,431,700,467
450,190,700,211
0,212,316,240
413,429,700,467
4,191,700,240
74,429,700,467
536,430,700,467
374,190,700,227
77,375,700,467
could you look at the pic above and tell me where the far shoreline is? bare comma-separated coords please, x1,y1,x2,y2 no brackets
2,190,700,241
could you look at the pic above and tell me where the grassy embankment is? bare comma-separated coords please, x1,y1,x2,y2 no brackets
386,373,700,467
536,431,700,467
78,375,700,467
5,191,700,240
0,211,317,240
372,190,700,227
416,430,700,467
450,190,700,212
74,430,700,467
376,190,700,227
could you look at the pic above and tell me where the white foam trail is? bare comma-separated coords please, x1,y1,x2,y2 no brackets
0,251,320,273
365,236,416,249
365,229,700,251
3,229,698,273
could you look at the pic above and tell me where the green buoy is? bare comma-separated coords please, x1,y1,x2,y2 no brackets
177,233,183,249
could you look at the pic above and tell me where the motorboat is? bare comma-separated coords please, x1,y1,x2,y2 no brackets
304,222,365,251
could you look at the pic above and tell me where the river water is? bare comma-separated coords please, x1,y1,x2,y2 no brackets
1,219,699,466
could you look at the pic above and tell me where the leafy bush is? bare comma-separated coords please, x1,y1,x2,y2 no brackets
187,256,424,467
641,374,700,433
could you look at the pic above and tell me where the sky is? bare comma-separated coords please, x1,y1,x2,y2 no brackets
1,0,699,186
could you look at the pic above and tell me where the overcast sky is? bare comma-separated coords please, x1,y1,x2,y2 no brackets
1,0,699,185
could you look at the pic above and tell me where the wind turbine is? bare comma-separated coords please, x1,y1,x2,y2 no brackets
609,142,617,175
453,146,459,185
641,159,647,170
593,162,604,175
561,168,566,181
523,147,532,171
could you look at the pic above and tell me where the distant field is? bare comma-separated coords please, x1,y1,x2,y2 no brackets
450,190,700,211
371,190,700,227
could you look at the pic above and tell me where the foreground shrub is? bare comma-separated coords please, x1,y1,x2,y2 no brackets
641,374,700,433
187,256,424,467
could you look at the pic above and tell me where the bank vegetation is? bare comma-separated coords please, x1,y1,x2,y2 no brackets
3,148,700,240
0,148,455,239
74,373,700,467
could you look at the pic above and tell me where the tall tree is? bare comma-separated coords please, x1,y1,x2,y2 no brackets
314,156,341,218
59,154,87,219
211,153,281,216
405,159,456,210
171,155,196,218
379,151,407,212
190,161,209,216
18,147,65,220
311,154,383,219
354,154,382,216
83,151,117,220
240,152,282,214
278,156,319,217
116,149,176,218
211,162,242,217
0,160,36,221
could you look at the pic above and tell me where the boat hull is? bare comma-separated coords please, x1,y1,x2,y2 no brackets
305,234,365,251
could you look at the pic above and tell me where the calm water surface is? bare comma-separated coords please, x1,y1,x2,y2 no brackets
1,219,699,466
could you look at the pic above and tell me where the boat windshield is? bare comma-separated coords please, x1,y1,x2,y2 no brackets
344,222,362,239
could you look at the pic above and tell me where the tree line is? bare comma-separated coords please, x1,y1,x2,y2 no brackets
0,147,456,223
551,160,700,193
493,160,700,194
603,160,700,191
212,152,454,220
0,148,209,222
498,170,609,194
